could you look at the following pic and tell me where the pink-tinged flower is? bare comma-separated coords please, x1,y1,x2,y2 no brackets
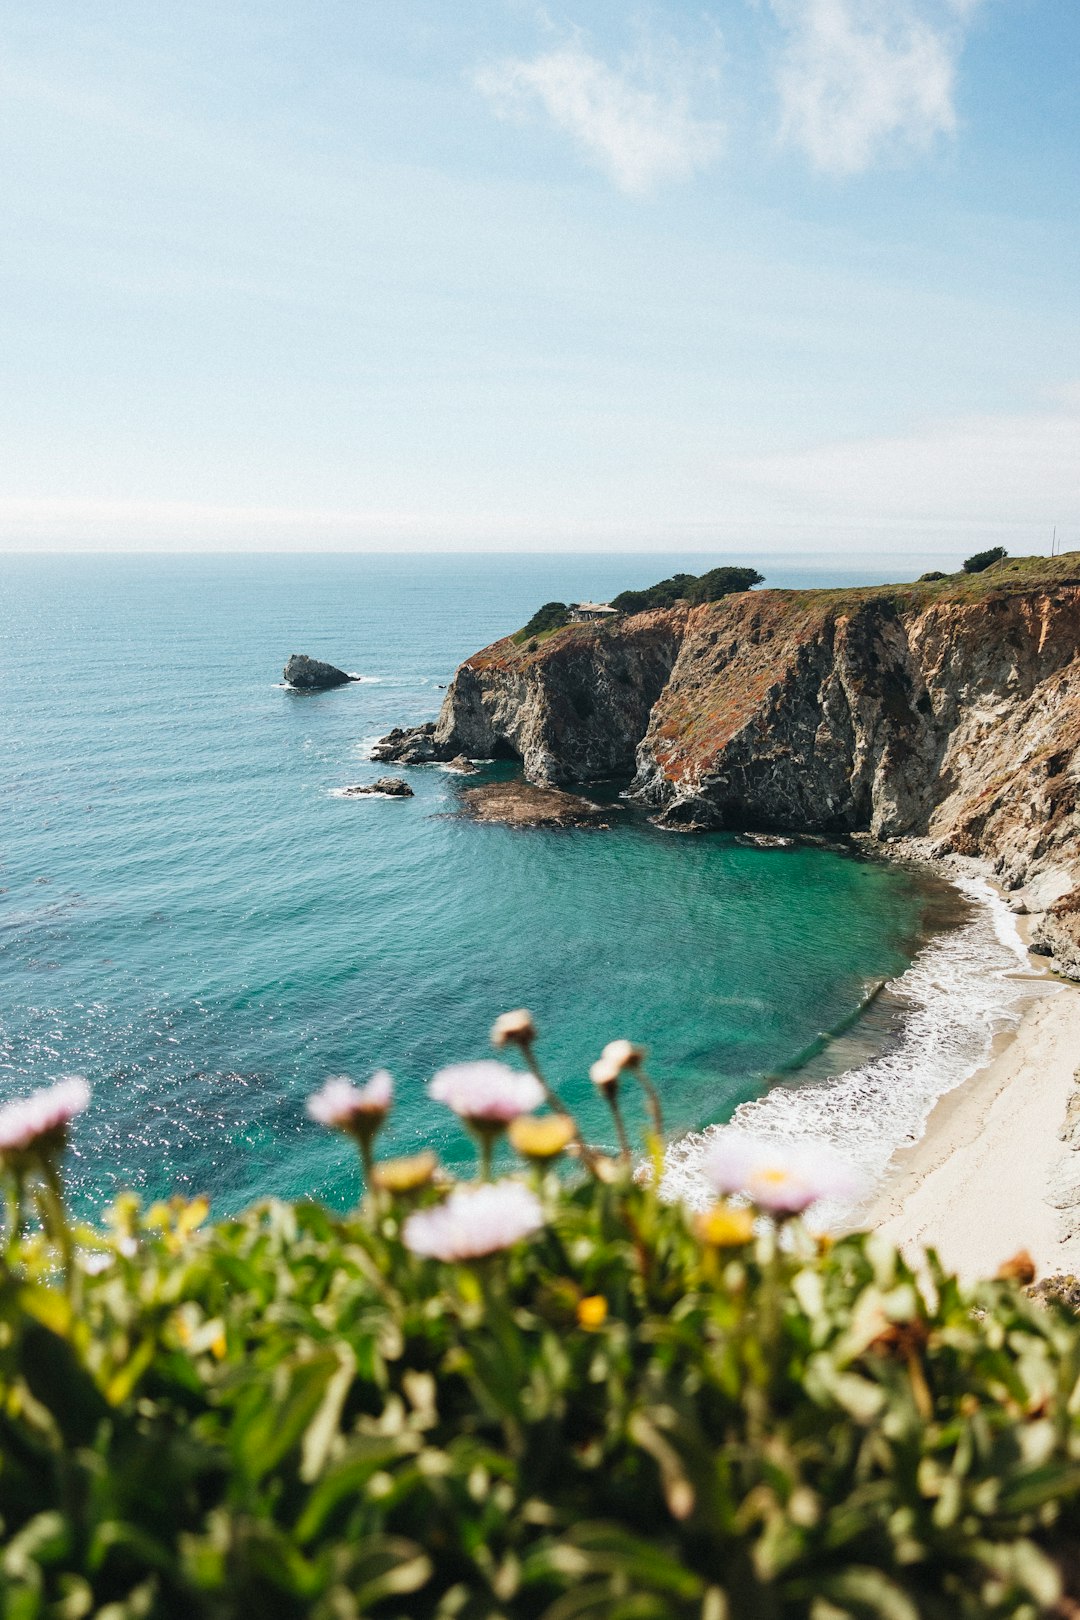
402,1180,544,1261
0,1077,90,1162
702,1132,863,1217
429,1062,543,1125
306,1071,393,1134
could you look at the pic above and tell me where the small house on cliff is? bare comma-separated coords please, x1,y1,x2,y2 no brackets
569,602,618,623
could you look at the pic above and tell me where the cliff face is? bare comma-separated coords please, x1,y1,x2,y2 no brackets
429,608,688,785
383,556,1080,970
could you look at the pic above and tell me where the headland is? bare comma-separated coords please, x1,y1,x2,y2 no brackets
376,553,1080,1272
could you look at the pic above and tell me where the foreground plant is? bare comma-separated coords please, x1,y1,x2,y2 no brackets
0,1026,1078,1620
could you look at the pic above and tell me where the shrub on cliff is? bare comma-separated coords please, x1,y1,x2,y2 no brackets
518,602,570,639
1,1036,1079,1619
612,567,763,614
963,547,1009,574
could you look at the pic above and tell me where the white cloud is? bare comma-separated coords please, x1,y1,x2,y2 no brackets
475,38,723,197
771,0,983,174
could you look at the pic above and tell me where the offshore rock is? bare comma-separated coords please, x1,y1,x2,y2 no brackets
283,654,354,689
457,782,611,828
371,722,441,764
381,555,1080,975
340,777,414,798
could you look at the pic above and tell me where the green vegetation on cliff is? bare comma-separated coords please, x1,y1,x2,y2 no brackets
518,601,571,639
964,546,1009,574
612,565,764,614
1,1044,1080,1618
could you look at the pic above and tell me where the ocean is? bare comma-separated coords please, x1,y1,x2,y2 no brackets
0,553,1032,1216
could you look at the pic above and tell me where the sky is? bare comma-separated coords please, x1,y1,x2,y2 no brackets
0,0,1077,560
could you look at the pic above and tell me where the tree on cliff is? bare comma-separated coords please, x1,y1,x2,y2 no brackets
520,601,570,636
612,566,763,614
963,546,1008,573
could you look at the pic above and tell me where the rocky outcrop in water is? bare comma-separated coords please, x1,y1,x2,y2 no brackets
375,555,1080,974
340,777,414,798
457,782,611,828
371,723,440,764
284,654,354,690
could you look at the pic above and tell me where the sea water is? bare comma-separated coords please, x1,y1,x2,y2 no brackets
0,553,1031,1215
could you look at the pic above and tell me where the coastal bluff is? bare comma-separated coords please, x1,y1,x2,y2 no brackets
375,554,1080,974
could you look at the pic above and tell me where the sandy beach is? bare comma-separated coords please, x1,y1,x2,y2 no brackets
867,972,1080,1283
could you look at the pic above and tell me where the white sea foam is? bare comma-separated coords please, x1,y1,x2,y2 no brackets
662,877,1050,1225
328,786,405,800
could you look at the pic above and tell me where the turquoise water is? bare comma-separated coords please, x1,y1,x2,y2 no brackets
1,554,948,1213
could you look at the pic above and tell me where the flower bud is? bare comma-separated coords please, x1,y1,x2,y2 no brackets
490,1009,537,1049
600,1039,645,1073
589,1056,621,1094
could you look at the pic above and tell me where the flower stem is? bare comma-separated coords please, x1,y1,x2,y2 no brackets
519,1040,600,1175
636,1067,664,1141
604,1091,633,1165
40,1158,79,1310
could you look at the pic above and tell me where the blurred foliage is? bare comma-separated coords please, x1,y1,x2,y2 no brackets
1,1173,1080,1618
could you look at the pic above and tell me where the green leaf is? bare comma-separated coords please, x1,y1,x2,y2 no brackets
792,1566,920,1620
345,1534,433,1609
234,1350,342,1482
300,1344,355,1483
18,1319,109,1445
996,1460,1080,1514
295,1436,413,1544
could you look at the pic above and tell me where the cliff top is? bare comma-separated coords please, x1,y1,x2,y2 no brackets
481,552,1080,674
780,549,1080,612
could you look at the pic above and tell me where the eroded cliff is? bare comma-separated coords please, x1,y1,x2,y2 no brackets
408,608,688,785
377,555,1080,970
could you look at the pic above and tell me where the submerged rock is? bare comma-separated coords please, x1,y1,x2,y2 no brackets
457,781,610,828
284,654,354,690
340,777,414,798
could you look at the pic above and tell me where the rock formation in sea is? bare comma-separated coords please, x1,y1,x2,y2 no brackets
374,555,1080,974
339,777,414,797
283,654,354,689
457,781,611,827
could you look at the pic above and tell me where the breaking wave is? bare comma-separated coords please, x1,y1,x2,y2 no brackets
662,877,1045,1222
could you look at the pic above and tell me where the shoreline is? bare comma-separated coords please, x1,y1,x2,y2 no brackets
862,842,1080,1282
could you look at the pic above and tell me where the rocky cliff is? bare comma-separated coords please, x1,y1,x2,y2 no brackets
376,555,1080,972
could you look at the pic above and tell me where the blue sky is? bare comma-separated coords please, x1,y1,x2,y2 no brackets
1,0,1077,558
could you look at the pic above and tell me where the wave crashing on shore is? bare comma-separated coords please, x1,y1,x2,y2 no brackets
663,878,1041,1224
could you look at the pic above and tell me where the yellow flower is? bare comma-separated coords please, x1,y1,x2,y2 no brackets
372,1150,439,1194
508,1114,576,1161
696,1203,755,1248
577,1295,608,1331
